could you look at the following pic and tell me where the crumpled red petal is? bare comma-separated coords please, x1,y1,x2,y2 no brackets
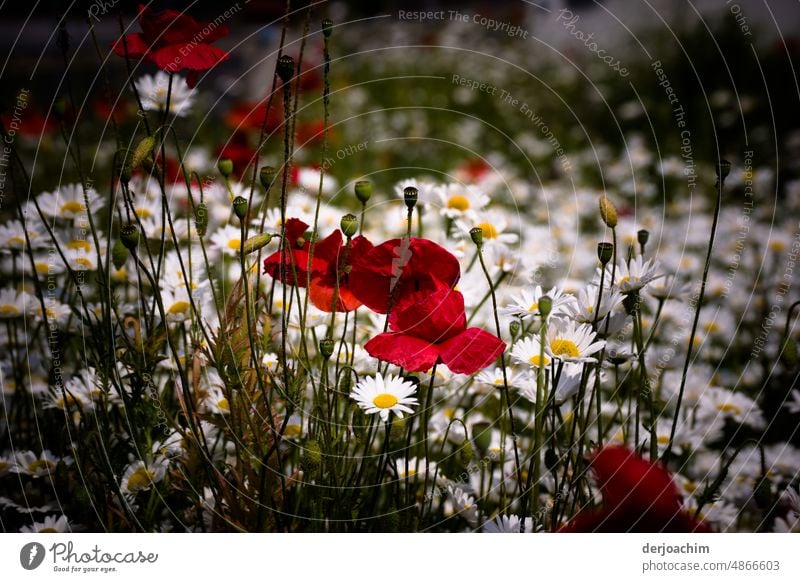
438,327,505,374
364,332,440,373
390,285,466,342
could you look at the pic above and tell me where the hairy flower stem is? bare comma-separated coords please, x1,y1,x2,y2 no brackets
522,314,549,527
475,247,524,503
420,363,438,521
664,169,726,462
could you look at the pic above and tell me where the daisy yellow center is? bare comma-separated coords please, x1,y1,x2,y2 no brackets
0,461,8,471
0,305,19,315
769,241,785,251
550,339,580,358
657,435,670,445
67,239,91,252
38,527,58,533
717,403,741,415
28,459,55,473
372,393,398,409
127,467,154,492
75,257,92,268
477,222,498,239
528,354,551,367
447,195,470,211
704,322,720,333
135,208,152,219
61,201,85,214
35,262,49,274
10,235,26,246
217,398,230,412
167,301,190,315
227,238,241,251
528,302,538,312
284,424,302,438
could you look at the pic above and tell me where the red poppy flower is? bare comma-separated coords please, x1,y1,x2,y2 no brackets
263,219,373,312
112,4,229,87
560,446,711,533
364,283,505,374
349,238,461,314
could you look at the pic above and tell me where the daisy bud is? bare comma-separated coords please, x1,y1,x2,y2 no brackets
637,229,650,247
509,319,521,339
120,223,139,251
111,239,128,270
319,338,335,359
195,202,209,237
218,158,234,178
354,180,372,203
403,186,418,210
472,421,491,455
781,338,798,366
277,55,294,83
259,166,277,190
232,196,248,220
322,18,333,38
598,195,618,228
301,440,322,473
340,213,359,238
715,158,731,181
243,233,273,254
469,226,484,247
597,242,613,265
538,295,553,318
132,135,157,170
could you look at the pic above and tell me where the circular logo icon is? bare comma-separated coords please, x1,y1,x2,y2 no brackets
20,542,46,570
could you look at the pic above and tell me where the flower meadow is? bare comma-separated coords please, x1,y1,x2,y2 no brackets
1,2,799,535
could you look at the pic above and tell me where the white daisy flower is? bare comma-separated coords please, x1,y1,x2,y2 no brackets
350,373,418,421
455,209,518,249
510,336,551,369
37,184,101,221
503,285,575,319
19,514,71,533
608,256,662,293
120,459,168,495
483,513,535,533
546,319,605,363
209,224,243,257
566,284,623,324
394,178,438,207
0,219,44,250
0,288,32,319
134,72,196,117
435,183,489,219
12,450,68,478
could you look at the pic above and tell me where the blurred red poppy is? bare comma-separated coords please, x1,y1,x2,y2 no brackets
560,445,711,533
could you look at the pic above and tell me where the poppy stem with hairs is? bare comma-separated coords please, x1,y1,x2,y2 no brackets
420,362,438,520
664,160,729,463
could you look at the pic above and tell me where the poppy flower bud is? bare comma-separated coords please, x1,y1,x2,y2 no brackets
599,195,618,228
131,135,157,170
111,239,128,270
243,233,273,254
403,186,418,210
301,440,322,473
120,223,139,251
637,229,649,247
277,55,294,83
218,158,234,178
715,158,731,181
195,202,209,236
322,18,333,38
319,337,335,359
472,421,491,455
259,166,277,190
354,180,372,203
459,440,474,468
469,226,483,247
340,213,358,238
232,196,248,220
509,319,521,338
597,242,614,265
539,295,553,318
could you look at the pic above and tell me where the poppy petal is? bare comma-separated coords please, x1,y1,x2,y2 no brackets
391,285,466,342
364,332,440,372
438,327,505,375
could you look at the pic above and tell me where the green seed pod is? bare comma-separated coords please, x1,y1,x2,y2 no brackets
232,196,248,220
597,242,614,265
354,180,372,204
637,229,650,247
340,213,358,238
322,18,333,38
111,239,128,270
131,135,157,170
277,55,294,83
538,295,553,318
459,440,474,468
403,186,418,210
218,158,234,178
120,223,139,251
195,202,209,237
259,166,277,190
469,226,483,247
319,338,335,359
599,195,618,228
509,319,521,339
243,233,273,254
301,440,322,473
